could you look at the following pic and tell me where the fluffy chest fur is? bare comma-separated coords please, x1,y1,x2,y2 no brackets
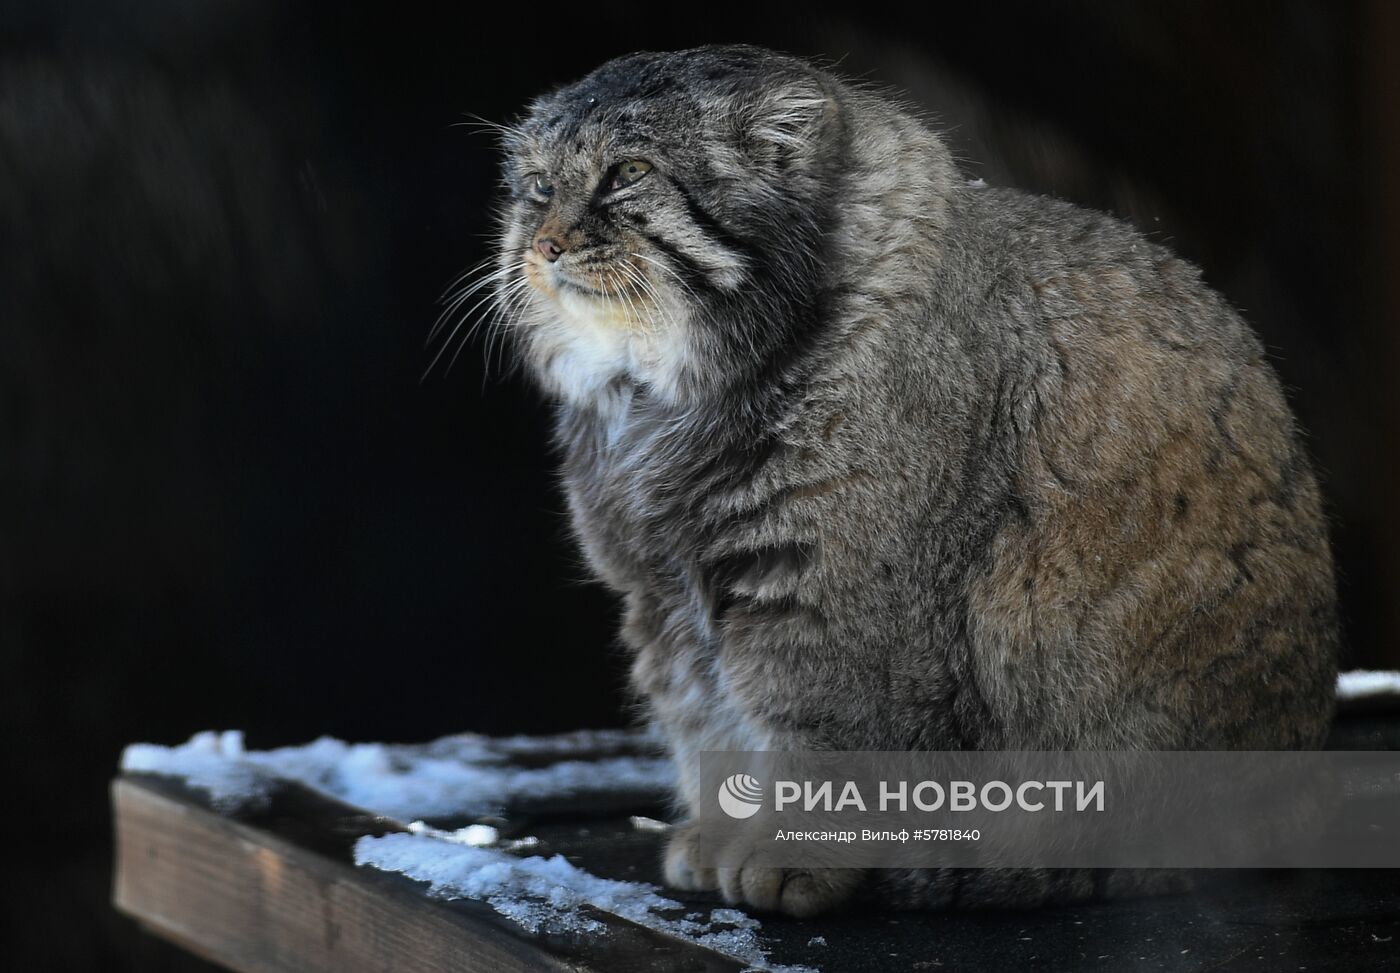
530,288,693,408
558,397,787,788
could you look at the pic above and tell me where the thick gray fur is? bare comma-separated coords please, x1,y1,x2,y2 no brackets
475,45,1338,915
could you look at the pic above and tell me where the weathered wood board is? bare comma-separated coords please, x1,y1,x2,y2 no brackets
114,712,1400,973
113,773,747,972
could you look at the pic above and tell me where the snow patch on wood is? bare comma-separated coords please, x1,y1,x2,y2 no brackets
1337,670,1400,701
120,727,672,819
354,831,816,972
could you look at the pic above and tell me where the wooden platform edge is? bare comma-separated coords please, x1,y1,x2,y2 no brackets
111,775,578,973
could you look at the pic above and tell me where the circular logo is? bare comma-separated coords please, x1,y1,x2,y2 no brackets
717,773,763,819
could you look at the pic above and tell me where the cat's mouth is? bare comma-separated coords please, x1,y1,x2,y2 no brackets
553,274,607,297
525,256,599,296
526,257,661,323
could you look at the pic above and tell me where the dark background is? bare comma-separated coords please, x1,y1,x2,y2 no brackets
2,1,1397,968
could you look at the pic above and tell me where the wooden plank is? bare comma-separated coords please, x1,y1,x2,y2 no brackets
112,775,746,973
113,709,1400,973
112,776,574,973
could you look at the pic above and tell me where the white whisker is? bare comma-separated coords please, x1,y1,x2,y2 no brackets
423,272,531,381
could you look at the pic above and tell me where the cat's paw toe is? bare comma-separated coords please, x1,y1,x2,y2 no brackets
662,822,719,891
777,868,859,918
718,864,861,918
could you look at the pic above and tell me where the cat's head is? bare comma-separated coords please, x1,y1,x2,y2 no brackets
477,46,843,407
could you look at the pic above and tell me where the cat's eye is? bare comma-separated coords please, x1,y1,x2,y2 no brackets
608,159,652,191
533,175,554,198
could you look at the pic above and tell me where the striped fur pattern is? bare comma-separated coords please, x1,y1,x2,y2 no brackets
472,46,1339,915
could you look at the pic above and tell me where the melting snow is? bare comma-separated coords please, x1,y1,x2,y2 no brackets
354,831,816,972
120,728,672,819
1336,670,1400,701
629,814,671,832
407,820,499,847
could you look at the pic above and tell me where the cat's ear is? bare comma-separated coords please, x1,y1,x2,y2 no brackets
740,79,838,170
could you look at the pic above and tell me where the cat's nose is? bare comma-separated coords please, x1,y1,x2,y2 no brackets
534,236,564,262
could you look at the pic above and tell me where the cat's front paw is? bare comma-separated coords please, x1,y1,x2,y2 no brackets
663,820,863,916
662,820,719,891
717,859,863,918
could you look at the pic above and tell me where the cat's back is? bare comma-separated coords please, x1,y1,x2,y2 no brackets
934,183,1297,476
923,183,1336,748
944,184,1254,357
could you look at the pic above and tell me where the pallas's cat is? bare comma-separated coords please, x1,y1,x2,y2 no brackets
468,45,1337,915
